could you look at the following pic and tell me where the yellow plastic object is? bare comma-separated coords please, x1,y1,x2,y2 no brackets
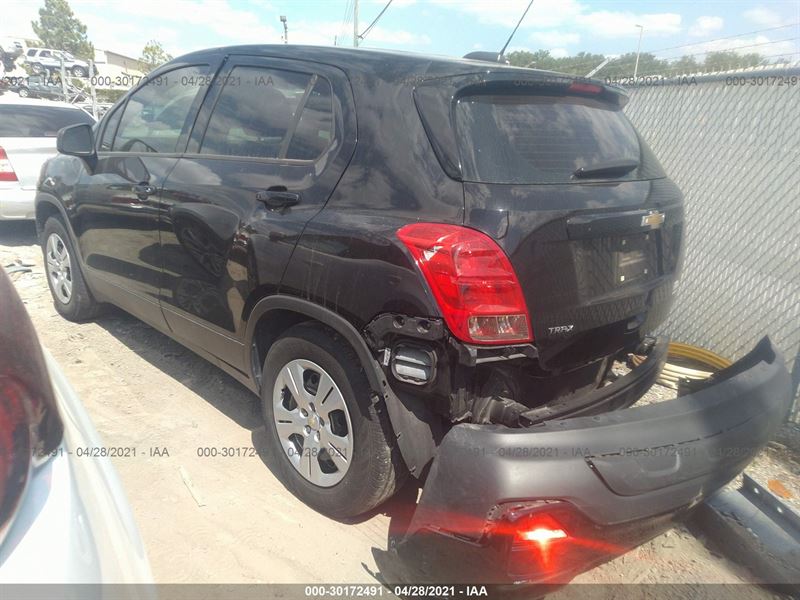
667,341,732,370
631,341,732,390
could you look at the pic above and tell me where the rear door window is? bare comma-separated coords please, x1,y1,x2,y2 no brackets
199,66,333,160
113,65,208,153
286,77,334,160
456,93,644,184
0,105,94,137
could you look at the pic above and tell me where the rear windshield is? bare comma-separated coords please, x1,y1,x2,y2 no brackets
455,94,645,184
0,105,95,137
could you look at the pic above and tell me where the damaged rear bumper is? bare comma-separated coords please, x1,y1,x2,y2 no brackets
395,337,792,585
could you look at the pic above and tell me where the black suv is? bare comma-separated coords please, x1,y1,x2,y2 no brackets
36,46,790,584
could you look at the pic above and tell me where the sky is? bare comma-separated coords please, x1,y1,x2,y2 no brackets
3,0,799,65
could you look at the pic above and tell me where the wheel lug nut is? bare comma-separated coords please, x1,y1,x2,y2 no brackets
300,408,308,417
304,425,311,435
314,432,320,442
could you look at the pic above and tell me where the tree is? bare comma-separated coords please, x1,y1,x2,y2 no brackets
31,0,94,60
506,47,767,79
670,55,700,75
506,50,536,68
703,51,763,72
139,40,173,74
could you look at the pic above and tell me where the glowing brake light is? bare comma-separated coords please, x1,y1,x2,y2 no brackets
515,513,569,544
519,525,568,543
397,223,532,345
0,147,18,182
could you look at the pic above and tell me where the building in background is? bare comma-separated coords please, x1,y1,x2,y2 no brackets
92,49,144,87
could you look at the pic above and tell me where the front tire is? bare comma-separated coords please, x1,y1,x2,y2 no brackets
17,87,29,98
41,216,100,321
72,66,88,78
261,322,406,519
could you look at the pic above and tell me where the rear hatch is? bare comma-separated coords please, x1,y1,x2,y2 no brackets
0,104,95,189
415,72,684,370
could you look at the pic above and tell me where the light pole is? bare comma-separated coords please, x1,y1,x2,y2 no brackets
633,24,644,80
280,15,288,44
353,0,359,48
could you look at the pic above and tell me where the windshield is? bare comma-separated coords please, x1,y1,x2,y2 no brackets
455,93,657,184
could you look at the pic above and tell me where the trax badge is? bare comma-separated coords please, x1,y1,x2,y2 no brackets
642,211,666,228
548,325,574,335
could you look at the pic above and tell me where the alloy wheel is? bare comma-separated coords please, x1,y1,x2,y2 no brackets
46,233,73,304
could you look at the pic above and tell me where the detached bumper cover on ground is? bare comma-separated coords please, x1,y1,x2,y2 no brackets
396,337,792,584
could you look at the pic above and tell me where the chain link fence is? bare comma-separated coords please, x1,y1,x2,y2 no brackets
623,65,800,422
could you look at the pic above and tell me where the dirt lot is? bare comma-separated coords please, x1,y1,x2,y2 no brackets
0,221,778,595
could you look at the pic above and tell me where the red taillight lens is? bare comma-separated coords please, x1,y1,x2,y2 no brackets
0,377,33,534
397,223,532,345
0,268,64,541
515,513,569,544
0,147,18,182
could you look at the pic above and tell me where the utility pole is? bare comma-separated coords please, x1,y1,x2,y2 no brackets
633,24,644,80
280,15,288,44
353,0,359,47
60,58,68,102
89,59,97,119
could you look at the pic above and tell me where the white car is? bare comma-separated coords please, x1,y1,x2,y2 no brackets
0,267,153,586
25,48,92,78
0,97,95,220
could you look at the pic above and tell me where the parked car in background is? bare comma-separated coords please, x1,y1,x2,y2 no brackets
25,48,92,78
0,97,95,220
11,75,66,101
13,77,91,104
36,46,792,586
0,267,153,584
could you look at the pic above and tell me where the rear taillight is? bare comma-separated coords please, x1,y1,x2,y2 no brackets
397,223,532,345
501,502,629,582
0,377,33,534
509,510,574,577
0,268,63,541
516,513,569,544
0,147,18,182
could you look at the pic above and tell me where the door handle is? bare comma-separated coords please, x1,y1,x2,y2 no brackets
133,183,156,200
256,187,300,210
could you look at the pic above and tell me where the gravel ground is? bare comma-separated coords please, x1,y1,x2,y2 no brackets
0,220,790,595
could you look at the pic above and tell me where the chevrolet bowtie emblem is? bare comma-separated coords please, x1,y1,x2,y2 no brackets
642,211,665,228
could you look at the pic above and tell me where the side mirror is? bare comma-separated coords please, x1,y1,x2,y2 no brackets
57,123,95,158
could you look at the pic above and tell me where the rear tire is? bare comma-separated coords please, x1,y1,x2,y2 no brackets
261,322,407,519
71,66,88,78
41,216,101,322
18,87,29,98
